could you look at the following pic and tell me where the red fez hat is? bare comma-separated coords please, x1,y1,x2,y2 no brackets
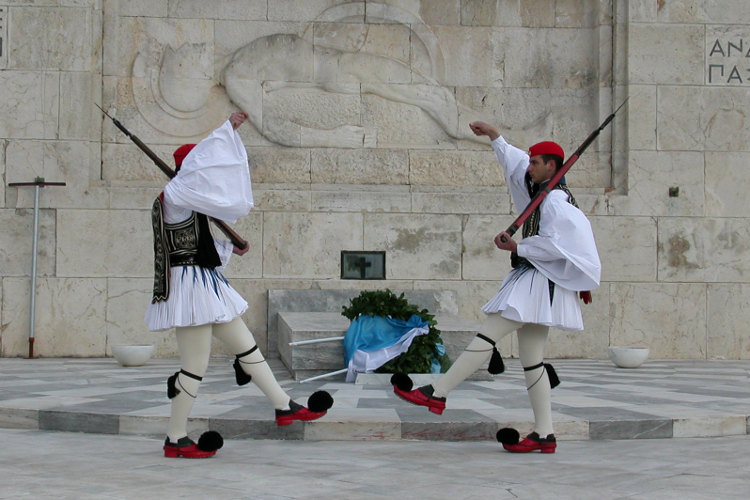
173,144,197,167
528,141,564,160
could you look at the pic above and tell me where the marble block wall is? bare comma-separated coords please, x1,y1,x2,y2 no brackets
1,0,750,361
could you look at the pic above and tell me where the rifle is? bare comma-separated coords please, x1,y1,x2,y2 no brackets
501,98,628,242
96,104,248,249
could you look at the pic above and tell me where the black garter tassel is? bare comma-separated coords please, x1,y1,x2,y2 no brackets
167,371,180,399
545,363,560,388
233,358,252,386
488,348,505,375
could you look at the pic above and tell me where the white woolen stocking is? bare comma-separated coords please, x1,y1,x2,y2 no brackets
517,323,553,437
167,324,212,442
432,314,521,398
213,318,290,409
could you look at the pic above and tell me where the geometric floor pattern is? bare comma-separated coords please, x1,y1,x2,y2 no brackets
1,357,748,442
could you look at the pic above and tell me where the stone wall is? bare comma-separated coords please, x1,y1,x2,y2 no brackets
1,0,749,360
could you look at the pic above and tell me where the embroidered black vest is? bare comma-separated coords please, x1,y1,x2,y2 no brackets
151,195,222,303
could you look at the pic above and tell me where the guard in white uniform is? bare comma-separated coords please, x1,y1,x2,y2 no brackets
393,121,601,454
147,112,332,458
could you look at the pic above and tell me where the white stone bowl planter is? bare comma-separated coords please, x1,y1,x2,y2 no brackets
608,346,649,368
112,345,155,367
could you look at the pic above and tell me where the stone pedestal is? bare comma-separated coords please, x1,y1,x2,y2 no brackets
277,311,491,381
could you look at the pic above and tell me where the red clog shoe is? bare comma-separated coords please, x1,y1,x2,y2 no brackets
163,436,218,459
274,392,333,426
501,431,557,454
393,385,446,415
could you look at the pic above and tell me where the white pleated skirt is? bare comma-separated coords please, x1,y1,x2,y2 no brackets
481,266,584,331
145,265,248,331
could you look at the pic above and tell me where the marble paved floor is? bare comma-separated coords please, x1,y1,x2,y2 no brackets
0,428,748,499
0,357,749,442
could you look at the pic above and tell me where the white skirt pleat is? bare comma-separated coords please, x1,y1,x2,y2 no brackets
145,266,248,331
482,266,583,331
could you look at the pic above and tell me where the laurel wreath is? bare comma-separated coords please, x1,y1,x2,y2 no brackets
341,289,452,374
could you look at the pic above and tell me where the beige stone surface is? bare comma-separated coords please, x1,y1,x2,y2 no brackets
658,217,750,283
57,209,151,278
1,1,749,361
627,85,657,151
9,141,108,211
364,213,462,280
0,209,56,277
614,151,704,217
312,185,412,213
706,284,750,360
2,277,108,357
705,152,750,217
409,150,502,186
657,86,750,152
262,212,363,279
609,283,707,359
8,7,93,71
411,186,510,215
252,187,312,212
105,278,173,357
590,216,656,282
547,282,611,359
311,149,409,184
629,24,704,85
0,72,59,139
250,148,311,184
656,0,750,24
461,215,515,282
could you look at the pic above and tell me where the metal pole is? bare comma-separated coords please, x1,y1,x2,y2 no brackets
8,178,66,359
288,336,345,346
28,184,41,358
298,368,348,383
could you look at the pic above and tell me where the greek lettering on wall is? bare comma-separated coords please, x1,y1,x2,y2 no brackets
706,27,750,85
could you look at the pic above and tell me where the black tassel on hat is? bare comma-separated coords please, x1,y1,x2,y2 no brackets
390,372,414,392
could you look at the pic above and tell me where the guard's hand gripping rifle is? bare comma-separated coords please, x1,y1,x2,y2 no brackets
501,98,628,243
96,104,248,250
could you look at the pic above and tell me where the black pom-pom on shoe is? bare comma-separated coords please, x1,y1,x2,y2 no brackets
307,390,334,412
197,431,224,452
496,427,520,445
390,372,413,392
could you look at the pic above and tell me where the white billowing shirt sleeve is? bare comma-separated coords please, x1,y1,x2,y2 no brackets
516,191,601,291
214,238,234,270
164,120,254,224
491,136,531,211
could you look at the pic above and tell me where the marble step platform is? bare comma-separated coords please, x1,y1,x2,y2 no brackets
1,358,749,444
277,311,489,381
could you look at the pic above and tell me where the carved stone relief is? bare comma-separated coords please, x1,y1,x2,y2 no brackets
131,2,487,146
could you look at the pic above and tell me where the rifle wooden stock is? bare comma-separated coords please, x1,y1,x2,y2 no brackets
97,104,248,249
502,99,627,241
